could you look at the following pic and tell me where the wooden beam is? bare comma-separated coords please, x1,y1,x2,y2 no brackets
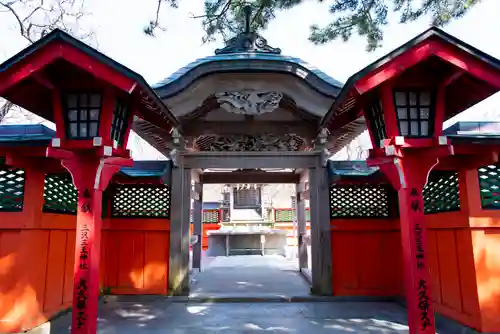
200,171,300,184
183,151,319,169
182,121,317,138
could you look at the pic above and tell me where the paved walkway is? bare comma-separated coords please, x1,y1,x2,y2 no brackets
47,300,412,333
190,255,310,298
35,255,473,333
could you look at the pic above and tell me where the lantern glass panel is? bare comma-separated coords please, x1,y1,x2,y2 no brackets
89,123,99,137
79,123,88,137
395,92,407,106
68,95,78,108
365,99,387,147
70,123,78,137
80,110,87,121
421,121,429,135
393,90,434,137
110,97,131,146
420,92,431,105
90,109,99,121
64,93,102,140
410,121,419,135
410,108,418,119
409,92,417,106
400,121,409,136
68,110,78,121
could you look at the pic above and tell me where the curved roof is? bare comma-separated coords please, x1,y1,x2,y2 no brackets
152,31,343,99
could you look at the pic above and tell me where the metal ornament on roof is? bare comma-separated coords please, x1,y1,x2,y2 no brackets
214,33,281,55
216,90,283,115
214,6,281,55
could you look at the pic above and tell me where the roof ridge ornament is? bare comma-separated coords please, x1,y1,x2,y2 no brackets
214,6,281,55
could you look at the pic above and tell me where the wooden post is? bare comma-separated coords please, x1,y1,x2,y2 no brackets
168,165,192,295
295,183,308,270
308,162,333,295
192,183,203,270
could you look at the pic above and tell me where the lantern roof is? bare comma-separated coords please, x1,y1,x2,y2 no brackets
0,29,179,129
321,26,500,138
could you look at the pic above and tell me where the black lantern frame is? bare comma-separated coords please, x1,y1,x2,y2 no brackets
393,90,435,138
365,98,387,147
63,92,102,140
110,97,131,146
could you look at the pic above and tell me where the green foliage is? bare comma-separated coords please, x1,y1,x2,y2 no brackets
147,0,480,51
310,0,481,51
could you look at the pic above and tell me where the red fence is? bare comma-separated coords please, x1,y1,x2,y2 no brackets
328,168,500,332
0,167,171,333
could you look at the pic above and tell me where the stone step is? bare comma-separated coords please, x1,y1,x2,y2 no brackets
170,294,399,304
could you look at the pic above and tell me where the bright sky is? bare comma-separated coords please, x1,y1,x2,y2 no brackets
1,0,500,159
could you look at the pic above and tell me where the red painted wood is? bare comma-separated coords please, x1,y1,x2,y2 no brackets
398,179,436,334
99,88,116,147
46,152,132,334
354,41,436,94
60,46,136,93
52,90,66,139
369,148,452,334
380,84,400,138
433,43,500,89
0,43,62,95
71,186,103,334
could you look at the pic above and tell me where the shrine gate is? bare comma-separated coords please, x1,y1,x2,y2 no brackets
0,22,500,334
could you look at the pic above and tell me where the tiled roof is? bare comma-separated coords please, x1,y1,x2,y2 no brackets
328,160,379,177
0,124,55,143
120,160,170,178
152,53,343,90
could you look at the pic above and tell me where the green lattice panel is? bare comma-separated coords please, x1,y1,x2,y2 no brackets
43,174,78,214
202,210,219,223
112,185,170,218
478,164,500,209
423,171,460,214
274,209,310,222
0,167,25,211
330,185,390,218
275,209,294,222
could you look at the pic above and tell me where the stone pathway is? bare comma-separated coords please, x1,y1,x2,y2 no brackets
35,254,474,333
46,300,412,334
190,255,310,298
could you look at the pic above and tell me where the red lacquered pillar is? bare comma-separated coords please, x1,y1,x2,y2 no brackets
394,154,438,334
47,150,131,334
72,183,103,334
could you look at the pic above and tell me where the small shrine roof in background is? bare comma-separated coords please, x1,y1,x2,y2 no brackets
328,160,380,177
120,160,171,178
443,121,500,136
0,124,55,145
